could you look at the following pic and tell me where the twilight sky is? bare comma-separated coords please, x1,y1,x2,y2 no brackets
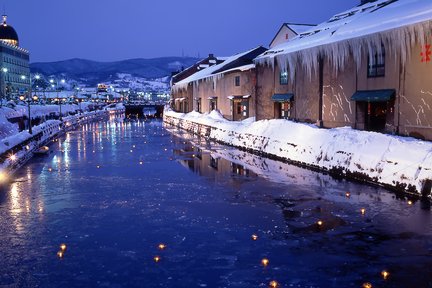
3,0,359,63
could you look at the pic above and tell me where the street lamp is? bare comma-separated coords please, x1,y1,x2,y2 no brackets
55,97,66,121
19,94,38,134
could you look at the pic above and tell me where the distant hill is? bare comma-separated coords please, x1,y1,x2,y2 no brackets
30,57,199,85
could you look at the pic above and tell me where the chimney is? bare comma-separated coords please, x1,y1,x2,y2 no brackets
208,53,214,58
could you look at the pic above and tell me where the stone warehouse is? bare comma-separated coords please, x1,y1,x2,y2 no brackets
171,0,432,140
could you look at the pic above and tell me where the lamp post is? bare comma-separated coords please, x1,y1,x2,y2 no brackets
19,94,38,134
1,67,7,107
55,97,63,121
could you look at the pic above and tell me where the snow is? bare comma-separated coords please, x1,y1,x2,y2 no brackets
35,91,77,99
164,109,432,195
256,0,432,77
287,23,317,34
114,73,169,92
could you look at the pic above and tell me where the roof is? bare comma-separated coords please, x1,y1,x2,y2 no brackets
171,54,225,84
287,23,317,34
258,0,432,64
0,15,18,45
173,46,267,90
269,23,316,47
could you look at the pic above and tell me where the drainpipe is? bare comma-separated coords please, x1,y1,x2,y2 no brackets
397,53,405,135
317,55,324,128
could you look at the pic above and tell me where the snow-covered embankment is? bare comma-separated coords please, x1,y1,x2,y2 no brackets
164,109,432,197
0,105,125,179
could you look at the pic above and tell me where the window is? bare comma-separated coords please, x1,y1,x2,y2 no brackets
368,46,385,78
210,98,217,111
235,76,240,86
280,70,288,85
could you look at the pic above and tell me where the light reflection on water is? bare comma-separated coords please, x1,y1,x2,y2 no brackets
0,118,430,288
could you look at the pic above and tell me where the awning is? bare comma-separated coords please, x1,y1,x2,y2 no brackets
351,89,395,102
271,93,294,102
208,96,217,100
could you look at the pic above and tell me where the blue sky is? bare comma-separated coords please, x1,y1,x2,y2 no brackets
3,0,359,62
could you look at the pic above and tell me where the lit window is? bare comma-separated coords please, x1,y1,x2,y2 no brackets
280,70,288,85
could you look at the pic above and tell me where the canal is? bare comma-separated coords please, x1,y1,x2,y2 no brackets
0,117,431,288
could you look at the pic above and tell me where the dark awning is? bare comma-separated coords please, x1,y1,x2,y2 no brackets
351,89,395,102
271,93,294,102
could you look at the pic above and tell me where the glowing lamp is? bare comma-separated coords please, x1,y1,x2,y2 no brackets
345,192,350,198
361,208,366,215
362,283,372,288
48,168,53,172
139,161,143,165
9,154,17,161
0,171,8,183
130,150,133,153
317,220,323,226
408,200,413,205
251,234,258,241
261,258,269,267
57,251,64,258
60,243,67,251
96,165,101,169
381,270,390,280
153,256,161,263
269,280,279,288
158,244,166,250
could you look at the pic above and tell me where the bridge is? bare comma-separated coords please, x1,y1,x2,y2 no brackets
124,101,167,118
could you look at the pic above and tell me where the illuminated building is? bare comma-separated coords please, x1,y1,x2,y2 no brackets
0,15,30,101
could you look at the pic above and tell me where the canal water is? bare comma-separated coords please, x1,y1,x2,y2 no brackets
0,117,431,288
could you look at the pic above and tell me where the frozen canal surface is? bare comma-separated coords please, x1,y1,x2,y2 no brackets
0,118,431,288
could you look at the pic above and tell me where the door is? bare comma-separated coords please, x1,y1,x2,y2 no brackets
232,99,242,121
365,102,387,132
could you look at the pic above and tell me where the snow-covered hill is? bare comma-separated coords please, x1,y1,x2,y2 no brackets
30,57,199,87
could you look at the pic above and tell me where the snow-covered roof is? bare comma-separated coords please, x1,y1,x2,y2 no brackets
173,47,265,91
285,23,317,35
257,0,432,74
220,64,256,75
35,91,77,99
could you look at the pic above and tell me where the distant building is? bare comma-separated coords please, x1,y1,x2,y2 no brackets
269,23,316,49
0,15,30,101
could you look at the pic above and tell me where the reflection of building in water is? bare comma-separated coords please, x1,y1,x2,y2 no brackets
174,142,257,188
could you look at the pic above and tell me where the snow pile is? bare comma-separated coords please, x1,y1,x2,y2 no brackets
256,0,432,78
0,110,18,139
13,104,81,119
164,110,432,195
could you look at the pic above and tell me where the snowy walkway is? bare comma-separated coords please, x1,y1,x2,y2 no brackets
164,109,432,196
